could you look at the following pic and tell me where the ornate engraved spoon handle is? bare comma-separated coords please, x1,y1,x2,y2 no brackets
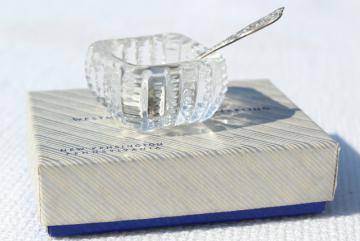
197,7,285,59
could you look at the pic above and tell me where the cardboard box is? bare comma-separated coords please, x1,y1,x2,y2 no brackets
28,80,339,236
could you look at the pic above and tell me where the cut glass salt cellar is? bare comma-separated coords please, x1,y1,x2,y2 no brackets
85,33,227,131
85,8,285,131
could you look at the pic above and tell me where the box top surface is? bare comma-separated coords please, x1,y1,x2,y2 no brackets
29,80,335,167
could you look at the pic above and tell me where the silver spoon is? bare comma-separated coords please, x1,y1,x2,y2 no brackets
198,7,285,59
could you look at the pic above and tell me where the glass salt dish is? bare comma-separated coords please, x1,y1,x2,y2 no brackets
85,33,227,131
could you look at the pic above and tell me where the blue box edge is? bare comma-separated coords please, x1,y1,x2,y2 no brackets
48,201,326,237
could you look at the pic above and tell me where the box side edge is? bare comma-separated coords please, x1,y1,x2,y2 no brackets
27,92,46,225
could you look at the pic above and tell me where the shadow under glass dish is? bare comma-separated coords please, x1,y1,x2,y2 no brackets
85,33,227,131
151,84,298,137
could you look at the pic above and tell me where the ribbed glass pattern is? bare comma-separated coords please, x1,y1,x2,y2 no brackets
85,33,227,131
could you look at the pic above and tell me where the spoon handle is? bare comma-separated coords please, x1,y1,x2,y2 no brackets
198,7,285,59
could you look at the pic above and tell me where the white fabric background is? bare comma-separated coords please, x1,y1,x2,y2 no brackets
1,0,360,240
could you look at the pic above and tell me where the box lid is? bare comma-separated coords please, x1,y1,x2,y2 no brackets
28,80,339,226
